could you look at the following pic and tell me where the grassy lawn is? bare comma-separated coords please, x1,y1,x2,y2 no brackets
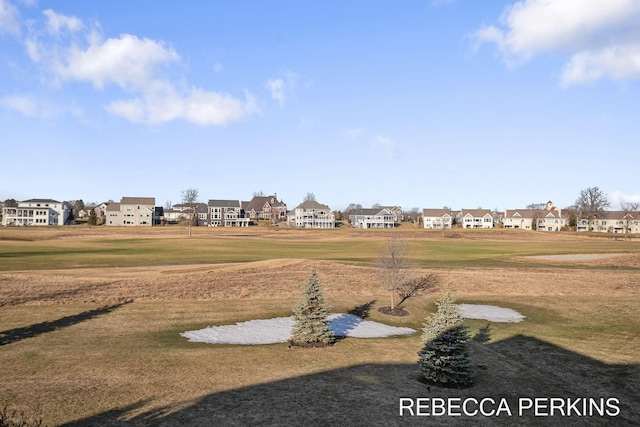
0,227,639,425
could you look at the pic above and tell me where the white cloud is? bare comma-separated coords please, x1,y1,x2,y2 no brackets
0,0,20,36
106,86,259,126
43,9,82,34
265,71,299,106
55,34,180,90
561,45,640,86
610,191,640,208
266,78,284,106
473,0,640,85
0,94,49,117
14,9,258,126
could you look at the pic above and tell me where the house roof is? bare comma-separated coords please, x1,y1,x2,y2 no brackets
208,200,241,208
461,209,492,217
245,195,286,212
422,209,451,217
21,199,61,203
350,208,390,216
120,197,155,205
504,209,563,219
106,203,121,212
294,200,331,211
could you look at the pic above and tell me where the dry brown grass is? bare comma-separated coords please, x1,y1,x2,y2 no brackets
0,227,639,425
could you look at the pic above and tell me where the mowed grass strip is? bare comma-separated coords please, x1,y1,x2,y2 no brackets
1,228,640,271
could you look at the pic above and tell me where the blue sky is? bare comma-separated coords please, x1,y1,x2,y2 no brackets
1,0,639,211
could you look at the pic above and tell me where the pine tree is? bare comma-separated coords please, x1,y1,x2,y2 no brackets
290,270,335,347
87,208,98,226
417,288,474,387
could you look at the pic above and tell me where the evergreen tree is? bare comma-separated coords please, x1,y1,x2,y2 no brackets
290,270,335,347
417,288,474,387
88,208,98,226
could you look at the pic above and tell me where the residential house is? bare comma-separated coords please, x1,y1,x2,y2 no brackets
536,210,565,231
577,211,640,234
244,194,287,221
2,199,71,226
503,209,563,231
422,209,453,229
349,208,394,228
378,205,404,222
105,197,161,226
502,209,539,230
208,199,249,227
163,203,208,225
291,200,335,228
459,209,494,229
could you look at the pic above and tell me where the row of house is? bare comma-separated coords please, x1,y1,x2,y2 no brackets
3,197,640,234
421,201,640,234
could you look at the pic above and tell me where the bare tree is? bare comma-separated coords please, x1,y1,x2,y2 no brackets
303,192,316,202
375,233,414,311
574,186,610,230
526,202,546,210
621,201,640,237
253,191,265,197
180,188,199,237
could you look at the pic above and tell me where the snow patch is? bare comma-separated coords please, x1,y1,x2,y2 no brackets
459,304,525,323
180,313,415,345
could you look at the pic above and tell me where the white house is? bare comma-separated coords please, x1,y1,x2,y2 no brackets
422,209,453,229
208,199,249,227
577,211,640,234
106,197,160,226
459,209,494,229
291,200,335,228
2,199,71,226
536,210,565,232
349,208,394,229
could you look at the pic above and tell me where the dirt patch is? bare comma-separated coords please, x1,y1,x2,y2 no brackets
377,306,410,316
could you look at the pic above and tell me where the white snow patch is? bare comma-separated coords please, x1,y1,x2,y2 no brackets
459,304,525,323
180,313,415,345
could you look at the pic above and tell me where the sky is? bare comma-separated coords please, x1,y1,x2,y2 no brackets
1,0,639,212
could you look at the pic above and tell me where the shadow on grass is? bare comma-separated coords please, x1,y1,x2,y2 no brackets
347,300,377,319
61,335,639,426
0,301,130,346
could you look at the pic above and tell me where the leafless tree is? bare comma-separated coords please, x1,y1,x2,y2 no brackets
621,201,640,237
303,192,316,202
375,233,414,310
574,186,610,230
180,187,199,237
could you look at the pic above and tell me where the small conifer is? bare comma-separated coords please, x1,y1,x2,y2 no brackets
417,288,474,387
290,270,335,347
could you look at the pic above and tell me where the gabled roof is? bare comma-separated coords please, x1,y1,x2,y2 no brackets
350,208,391,216
121,197,155,205
461,209,492,217
379,205,402,211
208,200,241,208
422,209,451,217
21,199,61,203
245,195,286,212
294,200,331,211
106,203,121,212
